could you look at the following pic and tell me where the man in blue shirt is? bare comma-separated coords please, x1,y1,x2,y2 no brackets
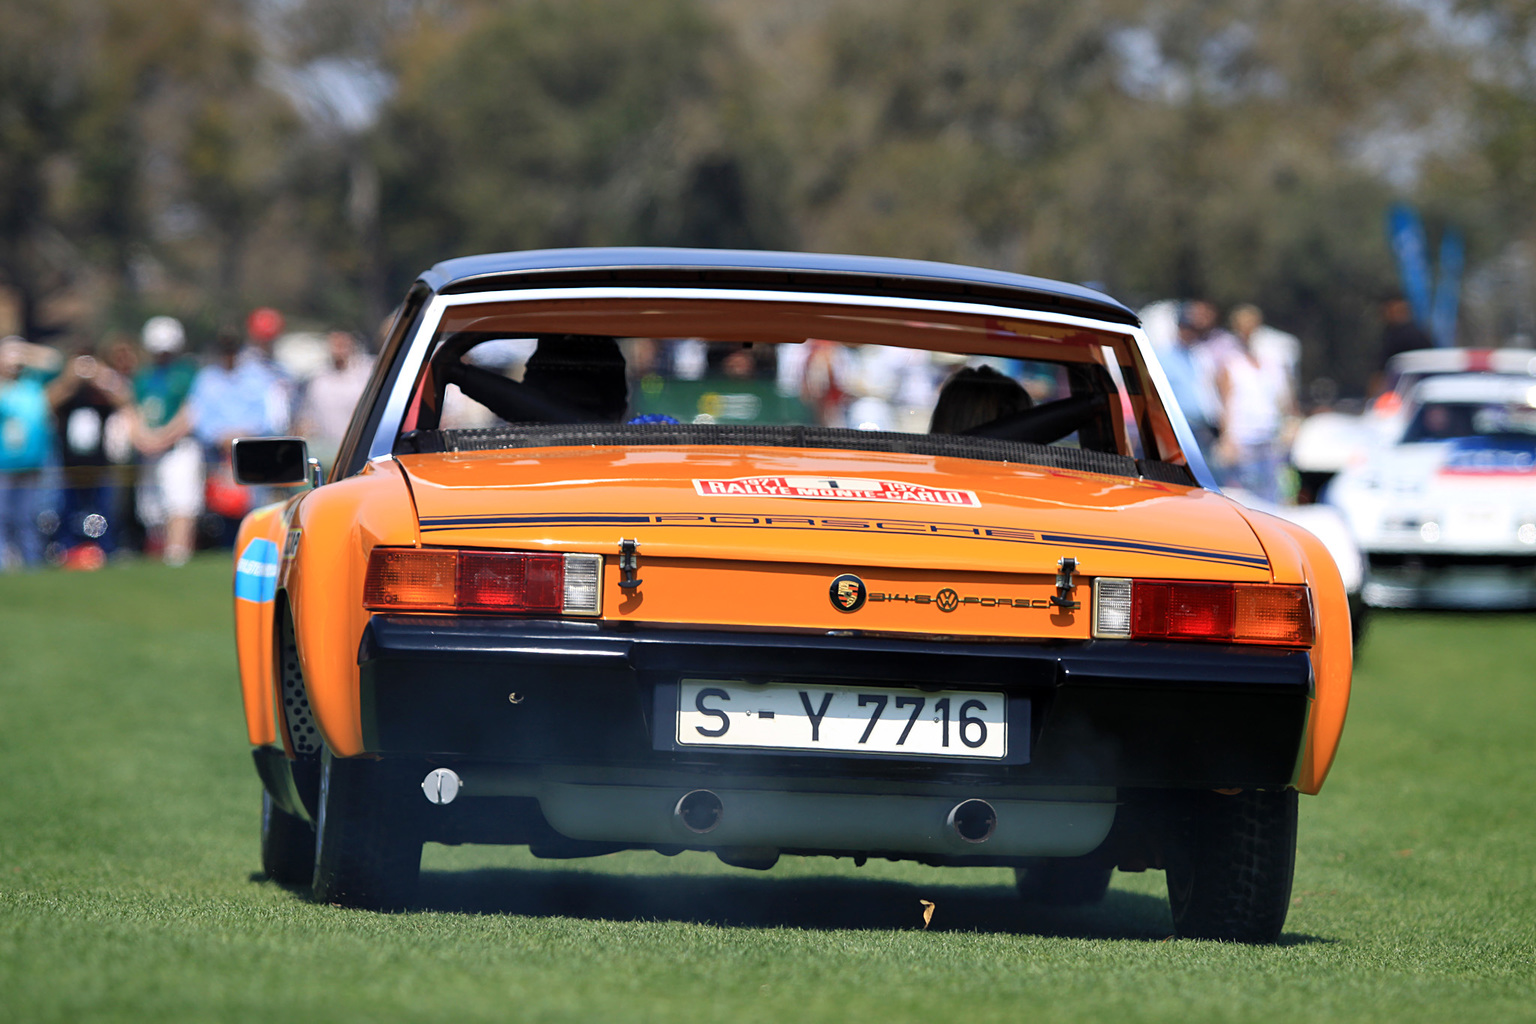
188,312,292,522
188,332,291,451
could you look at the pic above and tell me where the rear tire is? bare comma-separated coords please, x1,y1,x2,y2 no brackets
1165,788,1297,943
1349,594,1369,649
1015,858,1113,906
260,789,315,886
311,751,422,910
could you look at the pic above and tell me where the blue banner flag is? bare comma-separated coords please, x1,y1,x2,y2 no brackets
1430,229,1464,349
1388,203,1433,327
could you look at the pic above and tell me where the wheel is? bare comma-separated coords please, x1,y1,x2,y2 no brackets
1165,788,1297,943
1349,593,1369,649
261,789,315,886
1014,858,1113,906
311,751,423,910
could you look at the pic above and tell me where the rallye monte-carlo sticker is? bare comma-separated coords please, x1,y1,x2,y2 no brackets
694,476,981,507
234,538,280,603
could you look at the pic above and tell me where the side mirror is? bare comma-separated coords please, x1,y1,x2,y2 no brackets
232,437,310,486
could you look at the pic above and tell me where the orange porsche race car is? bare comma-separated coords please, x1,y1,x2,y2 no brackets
231,248,1350,942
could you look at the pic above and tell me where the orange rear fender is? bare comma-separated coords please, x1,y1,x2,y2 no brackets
1238,509,1353,794
285,460,419,757
233,503,294,746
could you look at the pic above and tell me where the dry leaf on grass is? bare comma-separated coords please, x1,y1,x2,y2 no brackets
919,899,935,929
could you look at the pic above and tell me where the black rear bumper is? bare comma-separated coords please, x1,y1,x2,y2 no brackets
357,616,1311,788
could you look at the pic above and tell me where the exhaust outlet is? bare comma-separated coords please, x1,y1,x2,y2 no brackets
947,798,997,843
674,789,723,834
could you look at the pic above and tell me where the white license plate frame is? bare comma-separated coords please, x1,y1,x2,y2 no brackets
657,679,1028,763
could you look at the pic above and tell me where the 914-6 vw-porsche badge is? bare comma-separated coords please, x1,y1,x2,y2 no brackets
830,574,866,611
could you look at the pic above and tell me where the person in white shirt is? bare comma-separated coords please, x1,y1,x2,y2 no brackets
1214,309,1297,503
294,331,375,471
1230,304,1301,403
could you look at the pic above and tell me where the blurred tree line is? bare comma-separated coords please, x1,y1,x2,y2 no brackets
3,0,1535,393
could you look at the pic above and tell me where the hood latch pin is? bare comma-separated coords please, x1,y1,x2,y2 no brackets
1050,556,1080,610
619,538,643,591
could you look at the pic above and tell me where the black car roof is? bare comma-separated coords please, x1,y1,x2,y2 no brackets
422,247,1138,327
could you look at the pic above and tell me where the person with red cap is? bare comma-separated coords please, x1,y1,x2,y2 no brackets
244,308,290,420
246,308,284,351
187,310,294,521
188,310,292,443
241,308,292,431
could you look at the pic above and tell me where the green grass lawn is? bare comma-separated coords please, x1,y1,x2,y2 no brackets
0,557,1532,1022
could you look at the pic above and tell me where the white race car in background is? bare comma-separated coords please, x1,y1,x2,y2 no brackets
1292,348,1536,502
1327,374,1536,609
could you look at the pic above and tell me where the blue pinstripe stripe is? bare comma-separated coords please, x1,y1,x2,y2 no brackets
416,514,1268,570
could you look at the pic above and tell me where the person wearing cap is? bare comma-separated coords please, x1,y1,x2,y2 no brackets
240,307,293,424
0,336,63,568
188,310,292,456
186,312,296,527
131,316,202,566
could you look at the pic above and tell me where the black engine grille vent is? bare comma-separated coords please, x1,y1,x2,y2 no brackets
396,423,1192,483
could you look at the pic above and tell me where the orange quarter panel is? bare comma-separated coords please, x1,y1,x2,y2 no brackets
233,504,289,746
1238,509,1353,794
274,460,419,758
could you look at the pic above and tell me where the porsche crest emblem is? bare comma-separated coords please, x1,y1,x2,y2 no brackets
830,574,867,612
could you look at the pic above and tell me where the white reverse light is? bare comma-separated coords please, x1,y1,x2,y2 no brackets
562,553,603,615
1092,577,1132,638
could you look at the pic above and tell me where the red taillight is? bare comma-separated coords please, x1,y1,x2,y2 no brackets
1097,578,1312,645
1132,581,1235,639
363,548,602,616
457,551,562,613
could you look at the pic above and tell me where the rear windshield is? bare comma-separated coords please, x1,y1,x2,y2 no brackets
392,299,1190,481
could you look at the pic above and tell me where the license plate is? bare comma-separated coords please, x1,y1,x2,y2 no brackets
1446,504,1511,543
675,679,1008,759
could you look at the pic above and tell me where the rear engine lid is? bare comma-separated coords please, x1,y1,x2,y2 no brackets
397,446,1270,583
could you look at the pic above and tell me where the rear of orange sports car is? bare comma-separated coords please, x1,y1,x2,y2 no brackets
232,249,1350,942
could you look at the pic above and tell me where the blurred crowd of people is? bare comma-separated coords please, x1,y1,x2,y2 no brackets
0,295,1321,572
1150,300,1300,503
0,310,374,571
